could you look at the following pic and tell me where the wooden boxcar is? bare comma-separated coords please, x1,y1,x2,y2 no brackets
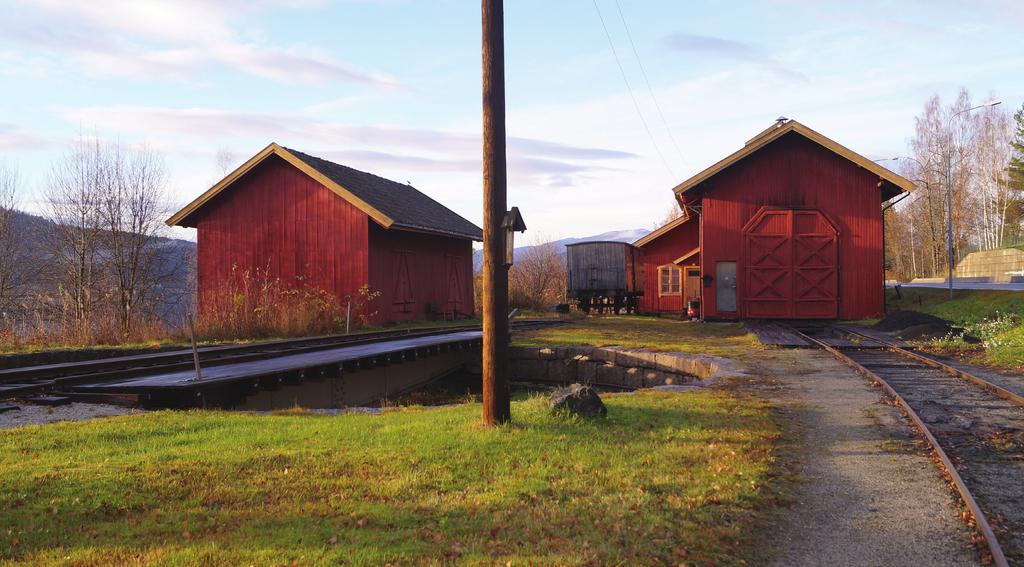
650,119,914,320
167,143,482,325
565,241,644,313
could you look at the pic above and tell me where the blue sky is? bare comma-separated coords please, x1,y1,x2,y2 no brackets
1,0,1023,241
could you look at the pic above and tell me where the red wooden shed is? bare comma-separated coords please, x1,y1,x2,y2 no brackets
167,143,482,324
636,119,914,320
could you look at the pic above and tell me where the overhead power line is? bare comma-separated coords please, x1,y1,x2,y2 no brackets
613,0,685,165
591,0,675,179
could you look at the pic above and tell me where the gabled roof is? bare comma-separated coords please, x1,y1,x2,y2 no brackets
167,143,483,241
674,247,700,264
672,119,914,201
633,214,691,247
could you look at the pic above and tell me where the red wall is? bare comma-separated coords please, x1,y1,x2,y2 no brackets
699,133,884,320
637,218,700,313
196,155,369,310
368,224,475,323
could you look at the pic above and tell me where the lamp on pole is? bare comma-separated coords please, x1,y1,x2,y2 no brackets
944,99,1001,299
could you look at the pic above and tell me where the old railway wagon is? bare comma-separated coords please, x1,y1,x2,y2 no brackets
635,119,914,320
566,241,644,313
167,143,482,325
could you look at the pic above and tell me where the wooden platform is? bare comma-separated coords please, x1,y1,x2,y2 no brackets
745,321,812,347
70,330,483,395
746,321,895,349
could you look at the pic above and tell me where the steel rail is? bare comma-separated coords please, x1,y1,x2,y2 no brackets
837,325,1024,408
790,326,1010,567
1,320,563,399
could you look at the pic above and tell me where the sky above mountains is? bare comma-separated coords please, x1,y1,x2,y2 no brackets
1,0,1022,241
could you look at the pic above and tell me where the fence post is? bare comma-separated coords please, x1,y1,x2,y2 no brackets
188,313,202,382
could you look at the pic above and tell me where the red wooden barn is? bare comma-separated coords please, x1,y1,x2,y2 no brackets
167,143,482,324
635,119,914,320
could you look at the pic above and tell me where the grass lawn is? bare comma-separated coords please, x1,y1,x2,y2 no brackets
513,315,762,357
0,392,777,566
885,287,1024,370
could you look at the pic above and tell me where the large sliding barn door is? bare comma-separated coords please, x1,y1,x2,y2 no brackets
742,208,838,319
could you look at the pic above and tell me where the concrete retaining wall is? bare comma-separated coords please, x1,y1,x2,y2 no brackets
509,346,747,389
953,248,1024,282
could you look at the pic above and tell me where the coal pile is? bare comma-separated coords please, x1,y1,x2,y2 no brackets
872,310,975,342
873,310,950,333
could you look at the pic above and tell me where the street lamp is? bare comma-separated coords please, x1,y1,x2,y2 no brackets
943,99,1001,299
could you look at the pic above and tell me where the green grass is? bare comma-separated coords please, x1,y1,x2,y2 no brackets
887,287,1024,324
513,315,761,357
885,288,1024,370
0,392,777,566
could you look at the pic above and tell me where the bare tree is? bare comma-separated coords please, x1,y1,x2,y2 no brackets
0,162,27,319
100,144,170,337
44,137,107,339
509,237,566,310
215,147,236,178
970,104,1014,251
658,201,683,227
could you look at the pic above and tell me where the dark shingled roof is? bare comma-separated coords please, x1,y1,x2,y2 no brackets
286,148,483,241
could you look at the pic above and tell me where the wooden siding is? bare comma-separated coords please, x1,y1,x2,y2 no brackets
367,223,475,323
698,133,884,320
637,218,700,313
195,155,369,313
566,242,641,294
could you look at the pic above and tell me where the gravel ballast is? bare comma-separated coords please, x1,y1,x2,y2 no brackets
744,349,980,566
0,402,143,429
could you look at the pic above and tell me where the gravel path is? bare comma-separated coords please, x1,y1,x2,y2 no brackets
0,402,143,429
742,349,980,566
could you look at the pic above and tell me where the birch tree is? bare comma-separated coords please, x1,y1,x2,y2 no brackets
44,137,106,338
100,144,169,337
0,162,27,318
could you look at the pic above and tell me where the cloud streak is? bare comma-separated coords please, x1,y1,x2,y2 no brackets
54,105,636,190
0,0,398,87
663,32,807,82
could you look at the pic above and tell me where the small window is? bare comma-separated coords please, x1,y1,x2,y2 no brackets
658,265,681,296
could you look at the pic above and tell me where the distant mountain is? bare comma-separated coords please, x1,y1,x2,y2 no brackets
472,227,651,271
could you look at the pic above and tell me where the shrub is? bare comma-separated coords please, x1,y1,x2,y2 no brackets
196,265,378,341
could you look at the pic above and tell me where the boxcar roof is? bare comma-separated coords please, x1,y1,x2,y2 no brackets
167,143,483,241
565,240,635,247
672,119,914,201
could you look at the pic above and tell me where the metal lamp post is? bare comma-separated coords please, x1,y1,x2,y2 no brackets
943,100,1001,299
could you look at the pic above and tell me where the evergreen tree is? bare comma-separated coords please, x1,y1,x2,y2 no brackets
1011,104,1024,190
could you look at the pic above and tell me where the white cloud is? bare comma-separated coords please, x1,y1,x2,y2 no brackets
1,0,397,86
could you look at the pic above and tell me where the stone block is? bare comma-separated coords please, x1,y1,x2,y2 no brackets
514,358,546,380
579,360,599,384
624,367,644,389
597,362,624,387
511,347,540,360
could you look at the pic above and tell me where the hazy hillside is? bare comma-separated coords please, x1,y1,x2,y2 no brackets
472,228,651,271
6,209,196,323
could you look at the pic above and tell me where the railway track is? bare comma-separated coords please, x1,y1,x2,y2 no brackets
785,322,1024,567
0,319,561,402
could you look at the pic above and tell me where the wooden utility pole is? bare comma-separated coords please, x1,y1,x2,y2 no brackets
481,0,511,425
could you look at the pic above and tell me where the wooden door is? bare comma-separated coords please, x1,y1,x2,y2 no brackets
683,267,701,304
445,254,464,315
742,208,838,318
